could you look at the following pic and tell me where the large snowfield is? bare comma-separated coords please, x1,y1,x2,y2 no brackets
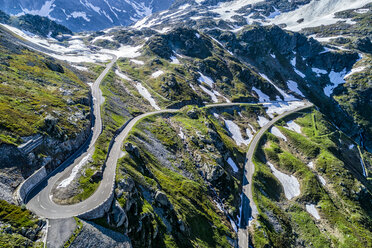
271,0,371,31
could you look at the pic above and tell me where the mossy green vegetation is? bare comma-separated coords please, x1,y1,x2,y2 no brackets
109,105,263,247
0,31,90,145
251,109,372,248
0,200,44,248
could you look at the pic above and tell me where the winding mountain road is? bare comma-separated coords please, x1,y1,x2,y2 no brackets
27,95,311,220
1,22,315,246
237,101,313,248
25,54,117,216
6,21,315,242
26,108,178,218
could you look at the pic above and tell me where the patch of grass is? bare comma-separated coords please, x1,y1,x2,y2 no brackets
0,200,43,247
288,203,330,247
0,200,38,229
0,44,89,145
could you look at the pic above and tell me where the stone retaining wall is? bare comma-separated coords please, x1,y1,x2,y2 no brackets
17,166,47,204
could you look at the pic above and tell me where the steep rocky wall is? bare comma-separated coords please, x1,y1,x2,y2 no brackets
78,190,114,219
0,123,91,204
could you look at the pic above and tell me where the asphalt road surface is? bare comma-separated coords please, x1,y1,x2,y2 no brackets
47,218,76,248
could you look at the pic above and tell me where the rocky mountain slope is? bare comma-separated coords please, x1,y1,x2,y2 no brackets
0,200,46,247
0,0,371,248
0,24,93,204
0,0,175,32
0,10,72,39
251,109,372,247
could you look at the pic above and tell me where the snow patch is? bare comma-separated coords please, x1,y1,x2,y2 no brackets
92,35,114,43
324,68,347,97
178,4,191,10
312,67,327,76
348,144,355,150
57,153,90,188
285,120,302,134
252,87,270,102
268,162,300,200
287,80,304,97
227,157,239,173
71,11,90,21
344,66,366,78
200,85,218,103
270,127,287,141
294,68,306,78
130,59,145,65
290,57,296,67
260,73,297,101
225,120,251,146
198,72,214,87
189,83,197,92
71,65,89,72
170,55,180,64
135,82,160,110
271,0,371,32
307,161,314,169
318,175,326,185
21,0,56,20
268,7,280,19
306,204,320,220
101,45,142,58
151,70,164,78
355,8,369,14
360,157,367,177
264,101,305,118
115,70,131,81
248,124,256,133
178,128,185,139
257,116,269,127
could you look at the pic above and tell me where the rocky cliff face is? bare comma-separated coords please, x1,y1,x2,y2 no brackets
0,109,91,204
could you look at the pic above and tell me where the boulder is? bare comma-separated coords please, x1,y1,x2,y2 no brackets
186,109,199,119
90,169,103,183
124,143,140,158
45,61,64,73
204,164,225,182
108,200,128,229
155,191,171,208
118,177,135,192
